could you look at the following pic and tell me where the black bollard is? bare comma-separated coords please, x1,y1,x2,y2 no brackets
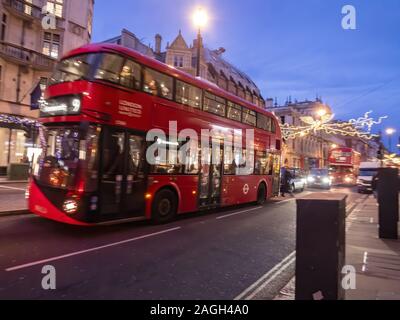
378,168,399,239
295,193,347,300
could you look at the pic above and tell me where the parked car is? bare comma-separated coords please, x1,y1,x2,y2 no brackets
307,168,332,190
287,168,307,192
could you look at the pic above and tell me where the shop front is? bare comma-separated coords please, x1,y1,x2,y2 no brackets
0,115,40,177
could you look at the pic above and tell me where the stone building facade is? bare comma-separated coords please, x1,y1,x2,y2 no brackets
103,29,266,108
0,0,94,172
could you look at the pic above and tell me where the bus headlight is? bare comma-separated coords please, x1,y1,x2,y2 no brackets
345,176,353,183
63,199,78,215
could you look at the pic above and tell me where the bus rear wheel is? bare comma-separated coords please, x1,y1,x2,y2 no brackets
152,189,178,224
257,184,267,205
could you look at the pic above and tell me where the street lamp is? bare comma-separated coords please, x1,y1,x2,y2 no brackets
385,128,396,153
193,7,208,77
316,108,328,168
317,109,327,118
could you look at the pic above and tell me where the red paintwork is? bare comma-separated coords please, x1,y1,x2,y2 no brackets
29,180,90,226
328,147,361,184
30,43,282,225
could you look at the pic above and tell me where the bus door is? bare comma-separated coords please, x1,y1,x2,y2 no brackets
199,143,223,207
272,154,281,196
99,127,146,217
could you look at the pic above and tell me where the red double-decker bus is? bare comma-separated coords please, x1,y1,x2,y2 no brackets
328,147,361,185
28,43,282,226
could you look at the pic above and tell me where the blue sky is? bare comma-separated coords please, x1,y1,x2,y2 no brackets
92,0,400,150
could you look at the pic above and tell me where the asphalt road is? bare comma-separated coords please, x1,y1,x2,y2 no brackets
0,186,362,300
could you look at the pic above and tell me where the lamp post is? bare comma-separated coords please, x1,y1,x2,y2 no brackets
193,7,208,78
385,128,396,153
316,109,327,168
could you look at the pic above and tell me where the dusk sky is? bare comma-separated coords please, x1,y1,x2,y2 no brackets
92,0,400,148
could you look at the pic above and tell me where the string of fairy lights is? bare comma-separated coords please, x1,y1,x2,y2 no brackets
280,111,387,141
0,114,41,128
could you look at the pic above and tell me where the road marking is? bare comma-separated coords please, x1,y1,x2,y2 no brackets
5,227,181,272
216,207,263,220
274,198,296,204
235,251,296,300
0,185,26,191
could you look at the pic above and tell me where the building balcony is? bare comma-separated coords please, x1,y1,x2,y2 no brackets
2,0,42,21
0,41,56,71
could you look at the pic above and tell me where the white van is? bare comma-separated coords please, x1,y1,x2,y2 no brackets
357,161,381,193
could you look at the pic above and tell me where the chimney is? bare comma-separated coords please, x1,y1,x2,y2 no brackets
155,34,162,54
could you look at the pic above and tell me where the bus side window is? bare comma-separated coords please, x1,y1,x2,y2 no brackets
95,53,124,84
120,60,141,90
143,68,173,100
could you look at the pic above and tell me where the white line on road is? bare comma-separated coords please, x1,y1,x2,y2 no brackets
5,227,181,272
216,207,263,220
234,251,296,300
0,185,26,191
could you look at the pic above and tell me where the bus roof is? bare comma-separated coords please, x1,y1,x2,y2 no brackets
63,43,280,133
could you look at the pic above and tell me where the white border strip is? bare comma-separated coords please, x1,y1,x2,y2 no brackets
235,251,296,300
216,207,263,220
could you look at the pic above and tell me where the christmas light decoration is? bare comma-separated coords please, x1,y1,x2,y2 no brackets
281,111,387,140
0,114,41,128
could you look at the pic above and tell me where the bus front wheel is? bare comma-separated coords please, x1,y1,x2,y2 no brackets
152,189,178,224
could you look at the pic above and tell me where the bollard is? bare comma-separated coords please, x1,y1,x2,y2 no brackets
295,193,347,300
378,168,399,240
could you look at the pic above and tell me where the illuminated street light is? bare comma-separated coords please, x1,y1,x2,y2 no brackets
385,128,396,153
331,144,338,149
385,128,396,136
193,7,208,28
316,109,327,118
192,7,208,77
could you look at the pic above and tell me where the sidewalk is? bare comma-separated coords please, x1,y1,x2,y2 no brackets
0,177,28,184
274,195,400,300
346,196,400,300
0,181,29,216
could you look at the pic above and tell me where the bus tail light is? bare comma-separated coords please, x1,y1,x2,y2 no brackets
63,199,78,215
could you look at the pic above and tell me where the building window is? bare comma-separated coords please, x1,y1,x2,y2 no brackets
174,56,184,68
43,32,60,58
39,77,48,90
1,13,7,41
46,0,64,18
87,10,93,37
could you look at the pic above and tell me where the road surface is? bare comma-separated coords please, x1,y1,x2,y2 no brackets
0,187,362,300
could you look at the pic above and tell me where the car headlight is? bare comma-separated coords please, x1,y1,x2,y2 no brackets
308,176,315,183
323,177,331,184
